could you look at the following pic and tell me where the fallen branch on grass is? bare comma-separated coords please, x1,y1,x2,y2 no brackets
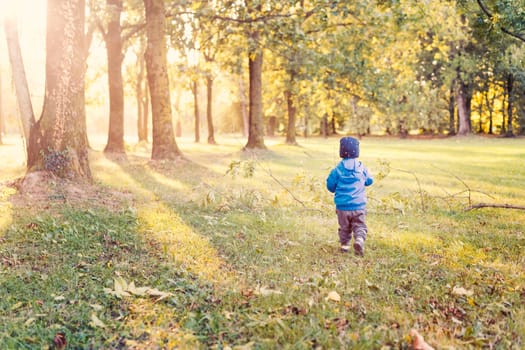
467,203,525,211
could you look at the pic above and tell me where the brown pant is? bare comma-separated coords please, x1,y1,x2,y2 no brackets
336,209,367,245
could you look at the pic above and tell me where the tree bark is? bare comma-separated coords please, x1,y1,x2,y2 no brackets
238,75,249,137
136,38,148,142
284,89,297,145
483,88,494,134
144,0,181,159
27,0,91,179
456,79,471,136
506,73,514,137
104,0,126,154
4,16,35,145
0,70,3,145
244,31,266,149
448,85,456,135
192,79,200,143
321,114,328,138
206,75,216,144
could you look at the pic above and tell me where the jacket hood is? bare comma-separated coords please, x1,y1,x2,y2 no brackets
340,158,364,172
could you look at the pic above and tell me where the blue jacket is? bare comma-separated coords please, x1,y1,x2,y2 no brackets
326,158,373,211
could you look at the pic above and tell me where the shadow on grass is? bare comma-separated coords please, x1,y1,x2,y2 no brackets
92,142,525,349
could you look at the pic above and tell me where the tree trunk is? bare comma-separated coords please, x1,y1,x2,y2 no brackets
244,33,266,149
136,38,148,142
448,85,456,135
506,73,514,137
144,0,181,160
4,16,35,145
27,0,91,179
267,116,276,136
0,70,3,145
143,84,150,139
466,89,472,131
477,95,483,133
104,0,125,154
284,89,297,145
484,88,494,134
456,80,471,136
206,75,216,144
501,88,507,135
173,90,181,137
238,75,249,137
321,114,328,138
192,79,200,143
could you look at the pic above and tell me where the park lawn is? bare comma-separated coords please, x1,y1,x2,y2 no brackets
0,135,524,349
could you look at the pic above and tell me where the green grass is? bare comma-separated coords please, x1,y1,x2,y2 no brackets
1,135,524,349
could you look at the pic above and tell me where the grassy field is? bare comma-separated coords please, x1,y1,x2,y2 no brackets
1,134,524,349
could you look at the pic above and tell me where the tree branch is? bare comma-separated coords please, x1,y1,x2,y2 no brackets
467,203,525,211
476,0,525,43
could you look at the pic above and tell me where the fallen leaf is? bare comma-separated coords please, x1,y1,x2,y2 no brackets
90,303,103,311
53,332,67,350
256,286,283,296
366,280,381,291
127,281,149,296
241,289,255,298
452,286,473,296
114,277,130,297
90,313,106,328
11,302,23,311
410,329,434,350
146,288,173,301
233,341,254,350
326,291,341,302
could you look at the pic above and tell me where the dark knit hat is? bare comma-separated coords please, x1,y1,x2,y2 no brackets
339,137,360,158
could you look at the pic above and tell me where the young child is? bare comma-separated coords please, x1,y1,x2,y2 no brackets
326,137,373,256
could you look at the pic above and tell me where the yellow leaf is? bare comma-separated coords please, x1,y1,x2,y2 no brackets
233,342,254,350
11,302,24,311
90,313,106,328
90,303,103,311
452,286,473,296
326,291,341,302
146,288,173,301
112,277,131,297
127,281,148,296
350,332,360,341
114,277,128,293
256,286,283,296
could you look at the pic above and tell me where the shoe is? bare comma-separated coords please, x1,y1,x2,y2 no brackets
353,238,364,256
341,245,350,253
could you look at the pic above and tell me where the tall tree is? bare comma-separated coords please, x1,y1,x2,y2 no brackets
202,38,219,145
27,0,91,179
205,74,216,144
0,70,3,145
102,0,126,154
245,29,266,149
135,36,149,143
456,78,472,135
144,0,181,159
4,15,35,145
192,79,200,143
